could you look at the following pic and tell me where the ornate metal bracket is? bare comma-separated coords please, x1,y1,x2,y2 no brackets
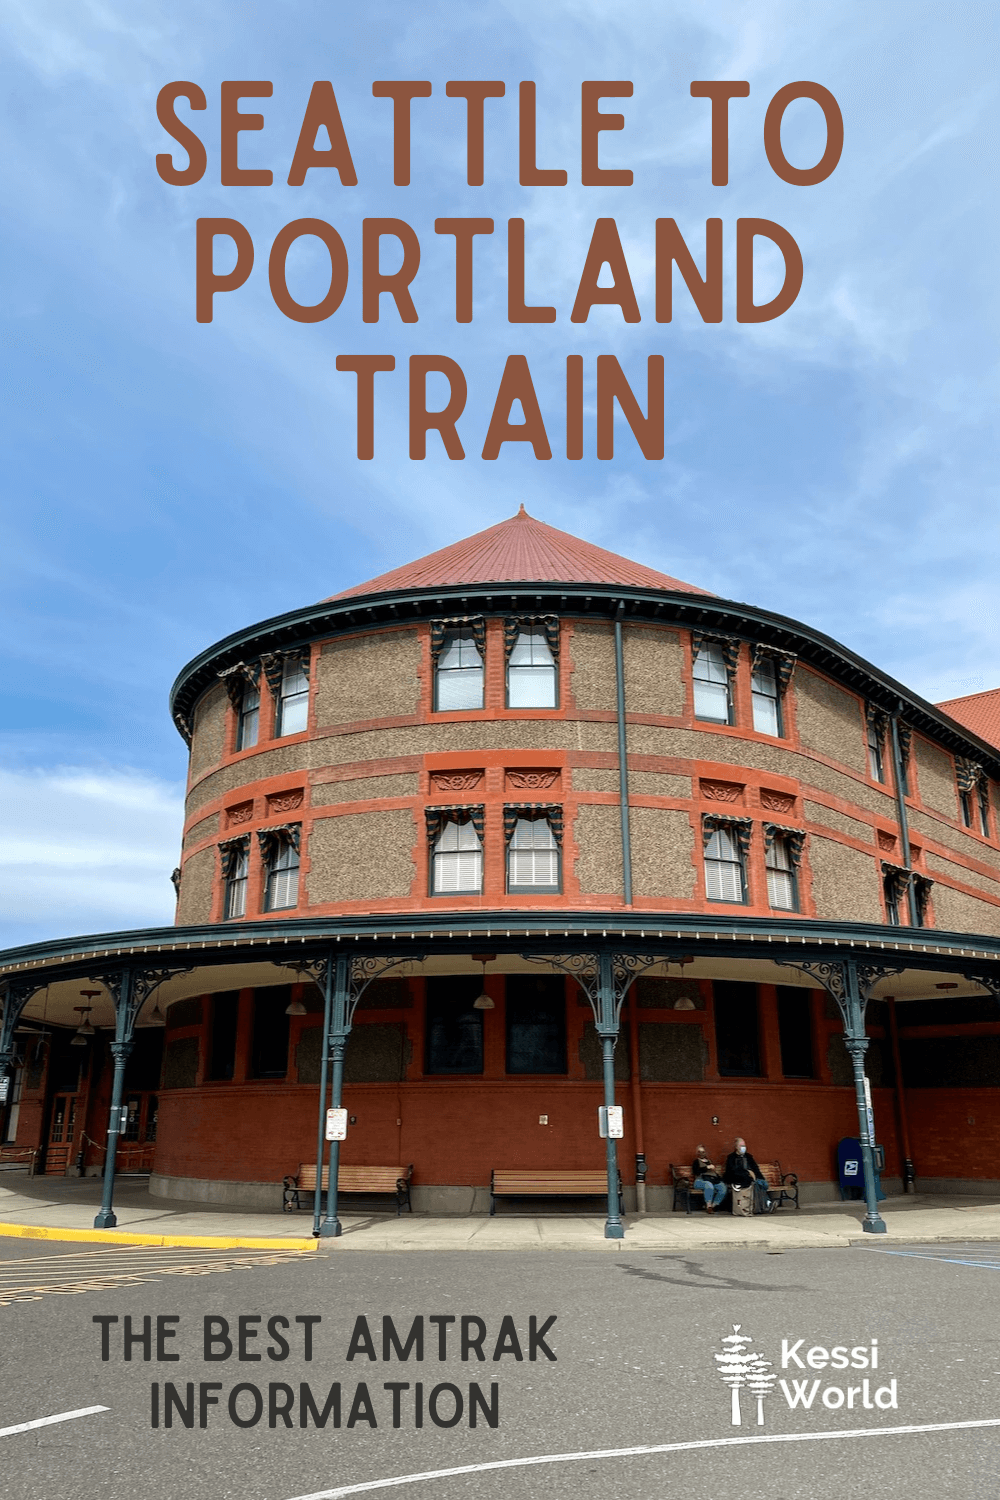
964,972,1000,1003
0,977,48,1070
295,953,424,1035
86,965,196,1047
522,951,662,1035
774,959,902,1036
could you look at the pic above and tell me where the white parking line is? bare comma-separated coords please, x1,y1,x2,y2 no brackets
283,1417,1000,1500
0,1406,109,1439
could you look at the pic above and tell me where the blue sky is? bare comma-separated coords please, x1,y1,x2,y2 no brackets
1,1,997,947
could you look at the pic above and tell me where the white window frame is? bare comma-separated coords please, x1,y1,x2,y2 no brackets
507,629,557,709
275,657,309,738
751,655,783,737
693,642,733,724
435,630,484,711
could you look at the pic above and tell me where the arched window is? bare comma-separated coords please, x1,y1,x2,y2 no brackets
432,817,483,895
435,630,484,710
507,815,560,893
507,629,557,708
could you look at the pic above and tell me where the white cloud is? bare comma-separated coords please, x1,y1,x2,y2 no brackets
0,766,184,949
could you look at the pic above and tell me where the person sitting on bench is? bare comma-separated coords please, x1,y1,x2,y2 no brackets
692,1145,727,1214
724,1136,771,1214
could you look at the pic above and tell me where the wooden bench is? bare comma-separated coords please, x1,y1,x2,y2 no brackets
490,1168,621,1215
283,1163,413,1216
670,1161,799,1214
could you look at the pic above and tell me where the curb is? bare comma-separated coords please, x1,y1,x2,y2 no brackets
0,1221,317,1251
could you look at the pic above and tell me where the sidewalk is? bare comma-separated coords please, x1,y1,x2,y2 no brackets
2,1174,1000,1251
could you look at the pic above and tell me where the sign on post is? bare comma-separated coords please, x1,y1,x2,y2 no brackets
326,1107,348,1141
598,1105,624,1139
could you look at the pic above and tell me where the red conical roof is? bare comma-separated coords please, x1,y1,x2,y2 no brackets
330,506,712,600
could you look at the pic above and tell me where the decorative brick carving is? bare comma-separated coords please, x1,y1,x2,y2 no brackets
760,789,795,813
700,779,743,804
226,802,254,827
267,790,304,814
877,831,897,852
505,768,560,792
429,770,483,792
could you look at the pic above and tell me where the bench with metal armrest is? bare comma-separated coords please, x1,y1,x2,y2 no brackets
283,1163,413,1215
670,1160,799,1213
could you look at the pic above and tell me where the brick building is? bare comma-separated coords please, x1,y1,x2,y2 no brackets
2,508,1000,1226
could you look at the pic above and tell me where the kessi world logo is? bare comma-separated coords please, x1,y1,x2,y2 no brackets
714,1325,897,1427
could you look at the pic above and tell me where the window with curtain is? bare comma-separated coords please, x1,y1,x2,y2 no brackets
435,630,484,710
704,824,746,903
431,817,483,895
765,833,798,911
751,655,782,736
693,642,732,724
507,628,557,708
507,815,560,892
276,656,309,737
236,681,260,749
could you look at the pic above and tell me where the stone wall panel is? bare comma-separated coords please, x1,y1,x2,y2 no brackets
316,630,421,725
629,806,697,899
807,835,883,924
794,668,867,773
574,803,624,895
306,810,417,904
189,683,228,780
623,625,685,716
914,735,958,819
175,846,216,925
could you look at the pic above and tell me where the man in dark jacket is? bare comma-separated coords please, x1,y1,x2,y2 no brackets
724,1137,771,1213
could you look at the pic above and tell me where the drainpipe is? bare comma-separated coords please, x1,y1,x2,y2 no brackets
886,998,916,1193
889,709,919,928
613,603,633,907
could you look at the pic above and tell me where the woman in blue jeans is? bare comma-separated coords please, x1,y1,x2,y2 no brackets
692,1145,727,1212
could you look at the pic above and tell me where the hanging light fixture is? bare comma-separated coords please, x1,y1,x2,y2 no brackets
142,1000,167,1027
285,968,308,1015
471,953,496,1010
72,1006,95,1045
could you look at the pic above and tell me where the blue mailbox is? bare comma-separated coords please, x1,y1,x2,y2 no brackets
838,1137,886,1200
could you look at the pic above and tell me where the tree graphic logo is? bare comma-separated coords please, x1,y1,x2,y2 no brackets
714,1324,775,1426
